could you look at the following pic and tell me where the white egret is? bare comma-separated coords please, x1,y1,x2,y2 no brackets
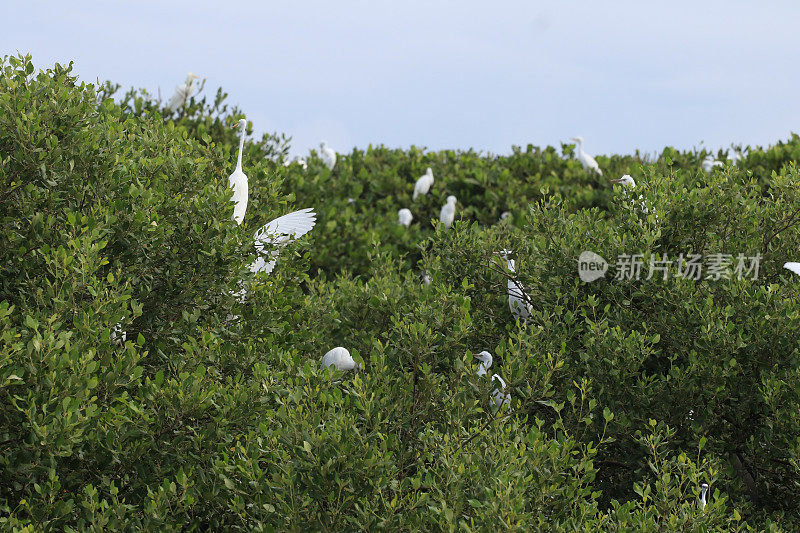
783,262,800,276
422,273,432,285
398,208,413,227
413,168,434,200
702,156,723,173
473,351,493,377
491,373,511,408
571,137,602,175
699,483,708,511
250,208,317,274
728,149,742,166
167,72,199,112
229,118,249,225
500,211,511,222
611,175,649,213
320,141,337,171
321,346,358,371
496,250,532,320
284,156,307,170
110,322,126,344
439,196,457,229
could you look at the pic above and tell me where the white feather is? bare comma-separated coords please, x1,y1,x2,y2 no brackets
250,208,317,274
783,262,800,276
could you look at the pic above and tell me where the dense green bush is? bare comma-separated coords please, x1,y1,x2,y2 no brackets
1,54,798,530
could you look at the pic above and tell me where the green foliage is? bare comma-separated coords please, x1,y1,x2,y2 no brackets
1,53,798,530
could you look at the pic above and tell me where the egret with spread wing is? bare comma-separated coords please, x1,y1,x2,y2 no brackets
250,208,317,274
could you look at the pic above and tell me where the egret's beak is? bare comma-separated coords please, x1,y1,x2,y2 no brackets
232,122,240,129
192,74,199,79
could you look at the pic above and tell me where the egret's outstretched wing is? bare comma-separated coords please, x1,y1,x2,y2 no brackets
783,262,800,276
251,208,317,273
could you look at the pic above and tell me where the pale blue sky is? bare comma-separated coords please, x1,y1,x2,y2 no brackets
3,1,799,158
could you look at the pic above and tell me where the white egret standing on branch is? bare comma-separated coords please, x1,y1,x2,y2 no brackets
320,141,337,171
571,137,602,175
783,262,800,276
473,351,493,377
167,72,199,112
229,118,249,225
321,347,358,371
439,196,457,229
491,374,511,408
496,250,532,320
250,208,317,274
413,168,434,200
398,208,413,227
699,483,709,511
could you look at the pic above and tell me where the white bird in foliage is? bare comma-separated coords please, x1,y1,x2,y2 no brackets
229,118,249,225
500,211,511,222
571,137,602,175
497,250,532,320
321,346,358,371
320,141,336,171
110,322,127,344
702,156,723,173
699,483,709,511
422,273,432,285
398,208,413,227
250,208,317,274
728,149,742,166
783,262,800,276
473,351,493,377
167,72,199,112
413,167,434,200
284,156,307,170
611,175,649,213
491,373,511,408
439,196,457,229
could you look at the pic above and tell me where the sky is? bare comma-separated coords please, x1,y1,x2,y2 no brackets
3,1,800,158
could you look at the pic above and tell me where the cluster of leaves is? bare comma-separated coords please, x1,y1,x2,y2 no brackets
0,54,798,530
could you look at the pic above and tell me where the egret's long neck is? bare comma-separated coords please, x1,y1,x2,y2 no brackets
235,128,245,171
507,259,515,272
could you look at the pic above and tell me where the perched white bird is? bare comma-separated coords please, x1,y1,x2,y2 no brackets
422,273,432,286
490,374,511,408
702,156,723,173
500,211,511,222
321,346,358,371
229,118,249,225
283,156,308,170
398,208,413,227
474,351,493,377
497,250,532,320
611,175,649,213
110,322,126,344
413,167,435,200
728,149,742,166
699,483,709,511
439,196,457,229
783,262,800,276
250,208,317,274
571,137,602,175
167,72,199,112
320,141,337,171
